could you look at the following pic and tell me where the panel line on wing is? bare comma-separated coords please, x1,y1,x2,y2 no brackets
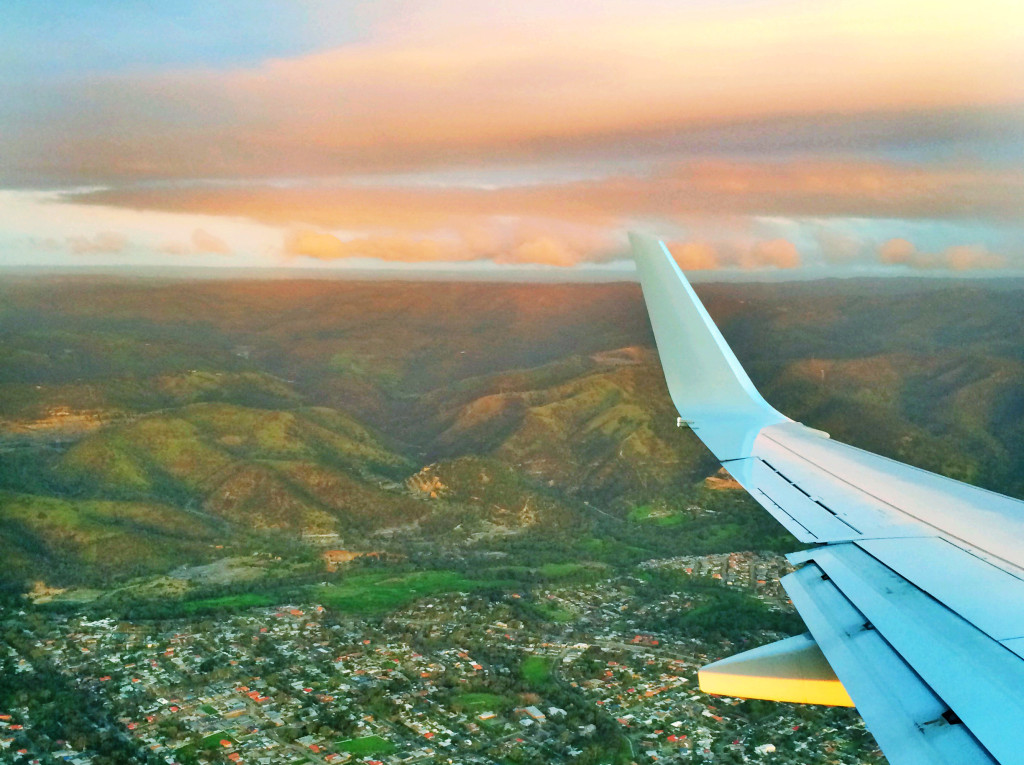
755,489,818,540
760,458,863,533
729,456,862,541
759,427,1024,576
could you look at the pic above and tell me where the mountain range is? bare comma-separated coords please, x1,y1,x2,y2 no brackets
2,276,1023,590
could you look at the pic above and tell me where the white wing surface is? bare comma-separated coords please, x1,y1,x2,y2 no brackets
630,232,1024,765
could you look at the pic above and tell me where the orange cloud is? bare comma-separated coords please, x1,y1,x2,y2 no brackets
746,239,801,269
159,228,232,256
501,237,579,267
284,221,618,267
879,238,916,265
75,159,1024,229
666,239,802,271
667,242,719,270
192,228,231,254
285,231,461,262
67,231,127,254
942,245,1007,270
5,0,1022,181
878,238,1007,270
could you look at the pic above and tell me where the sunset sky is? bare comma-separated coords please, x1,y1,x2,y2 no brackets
2,0,1022,275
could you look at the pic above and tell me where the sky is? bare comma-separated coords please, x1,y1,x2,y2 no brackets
1,0,1022,276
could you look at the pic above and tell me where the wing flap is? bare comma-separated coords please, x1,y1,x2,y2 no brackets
760,423,1024,570
784,561,996,765
789,544,1024,765
699,632,854,706
856,537,1024,644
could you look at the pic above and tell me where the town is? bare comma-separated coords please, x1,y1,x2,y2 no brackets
1,554,882,765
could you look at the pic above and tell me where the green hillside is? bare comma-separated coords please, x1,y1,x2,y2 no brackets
53,402,422,537
2,276,1024,592
0,491,220,583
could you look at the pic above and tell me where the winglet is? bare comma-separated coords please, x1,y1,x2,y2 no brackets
629,232,788,459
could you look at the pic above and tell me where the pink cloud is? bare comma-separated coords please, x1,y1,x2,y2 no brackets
500,237,579,267
942,244,1007,271
667,241,719,270
191,228,231,254
285,231,462,262
878,238,1007,270
284,217,618,267
66,231,128,254
745,239,801,269
879,238,916,265
158,228,232,256
5,1,1022,181
78,159,1024,227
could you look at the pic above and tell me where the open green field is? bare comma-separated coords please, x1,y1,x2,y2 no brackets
530,600,576,623
455,691,515,712
521,655,552,686
336,735,396,755
200,731,236,749
310,570,513,615
80,566,520,621
627,504,685,527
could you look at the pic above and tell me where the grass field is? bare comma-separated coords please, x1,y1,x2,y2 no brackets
91,566,517,621
336,735,396,755
521,655,552,687
627,504,685,526
455,691,515,712
530,600,576,623
200,732,236,749
310,570,511,615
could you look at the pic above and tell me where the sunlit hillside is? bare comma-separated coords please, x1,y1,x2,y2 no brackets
2,276,1024,590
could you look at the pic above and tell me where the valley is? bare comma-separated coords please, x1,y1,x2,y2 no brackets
2,275,1024,764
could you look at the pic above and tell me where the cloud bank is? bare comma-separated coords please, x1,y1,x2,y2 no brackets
2,0,1022,182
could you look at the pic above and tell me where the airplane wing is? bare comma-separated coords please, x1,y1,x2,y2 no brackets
630,232,1024,765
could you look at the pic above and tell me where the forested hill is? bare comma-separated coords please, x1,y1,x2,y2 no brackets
2,275,1023,589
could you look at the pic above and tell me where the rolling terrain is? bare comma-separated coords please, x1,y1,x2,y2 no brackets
2,275,1024,593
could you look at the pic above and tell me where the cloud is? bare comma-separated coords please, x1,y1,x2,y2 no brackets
191,228,231,254
66,231,127,254
745,239,801,269
879,237,916,265
285,230,461,262
666,238,801,271
942,244,1007,270
814,225,865,263
667,241,719,270
284,216,618,267
500,237,579,267
74,158,1024,229
158,228,232,256
877,238,1007,270
3,0,1022,182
